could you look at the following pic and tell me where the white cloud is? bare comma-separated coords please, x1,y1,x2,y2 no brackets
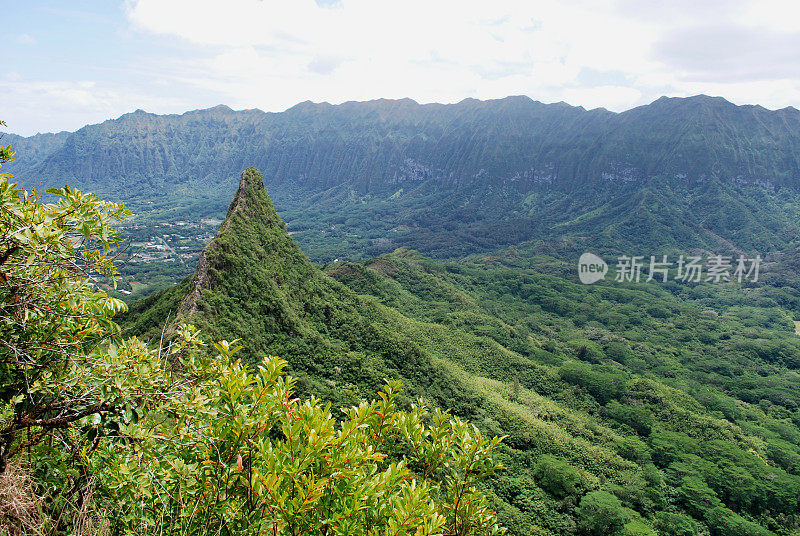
121,0,800,114
735,0,800,33
7,0,800,135
122,1,659,110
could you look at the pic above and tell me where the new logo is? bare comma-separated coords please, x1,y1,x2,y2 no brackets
578,252,608,284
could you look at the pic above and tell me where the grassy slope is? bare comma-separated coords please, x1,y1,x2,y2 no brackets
124,170,800,536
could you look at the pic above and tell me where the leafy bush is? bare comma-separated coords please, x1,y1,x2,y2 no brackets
677,476,722,518
652,511,698,536
93,331,507,535
704,506,776,536
622,519,657,536
559,362,627,405
575,491,630,535
0,173,130,470
532,454,582,498
605,401,654,436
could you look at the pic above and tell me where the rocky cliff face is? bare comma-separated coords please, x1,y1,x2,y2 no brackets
8,95,800,198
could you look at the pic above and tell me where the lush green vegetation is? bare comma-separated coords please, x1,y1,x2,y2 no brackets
7,91,800,534
326,247,800,535
0,156,503,534
118,168,800,536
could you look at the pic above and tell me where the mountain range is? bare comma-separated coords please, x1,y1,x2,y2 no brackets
5,95,800,263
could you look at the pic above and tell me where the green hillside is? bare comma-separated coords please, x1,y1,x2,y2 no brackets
125,168,800,536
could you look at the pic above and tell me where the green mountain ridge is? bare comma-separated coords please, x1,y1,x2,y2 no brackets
124,167,481,408
9,95,800,193
5,95,800,265
124,167,800,536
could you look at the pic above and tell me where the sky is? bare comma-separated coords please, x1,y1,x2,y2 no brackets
3,0,800,136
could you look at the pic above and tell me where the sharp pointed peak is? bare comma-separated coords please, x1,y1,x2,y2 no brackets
227,167,267,218
176,166,287,318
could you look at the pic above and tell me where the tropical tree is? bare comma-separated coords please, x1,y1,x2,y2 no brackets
0,162,130,472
